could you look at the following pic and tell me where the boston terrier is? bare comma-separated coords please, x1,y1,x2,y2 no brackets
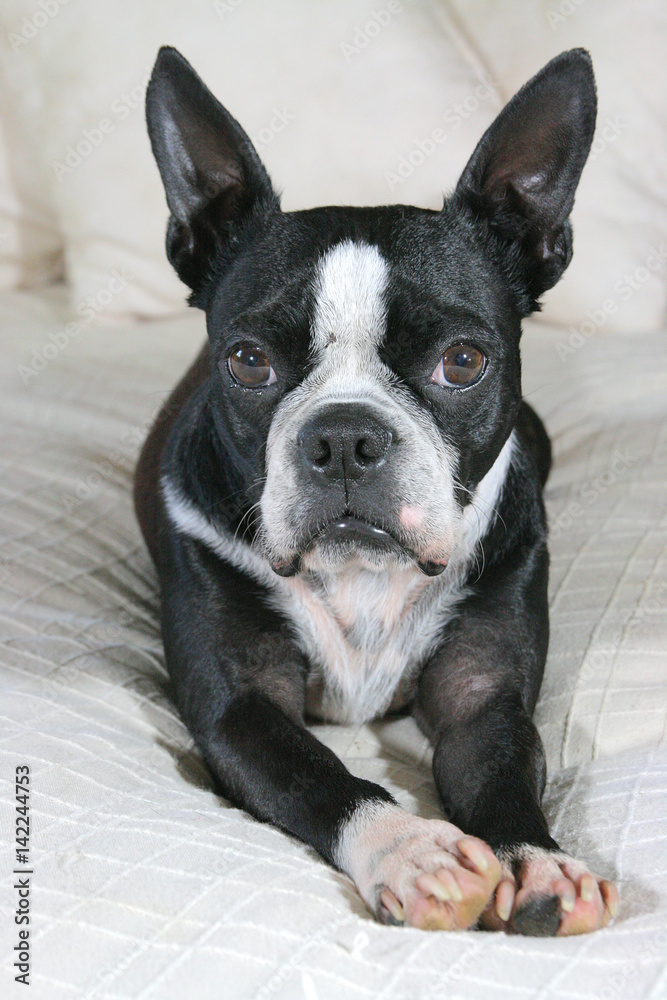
134,46,619,935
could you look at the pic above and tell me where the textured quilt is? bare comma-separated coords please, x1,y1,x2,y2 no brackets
1,288,665,999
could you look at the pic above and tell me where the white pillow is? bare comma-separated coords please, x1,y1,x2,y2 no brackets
0,0,500,319
2,0,665,333
447,0,667,334
0,32,63,288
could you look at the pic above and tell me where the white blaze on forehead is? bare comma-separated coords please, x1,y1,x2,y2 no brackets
260,235,463,601
311,241,389,363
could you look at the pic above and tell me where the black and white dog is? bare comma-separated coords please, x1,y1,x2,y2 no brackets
135,46,619,935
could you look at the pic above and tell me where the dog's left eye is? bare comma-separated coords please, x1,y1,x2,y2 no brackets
227,345,277,388
431,345,486,388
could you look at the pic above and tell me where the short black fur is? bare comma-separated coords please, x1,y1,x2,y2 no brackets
135,46,600,936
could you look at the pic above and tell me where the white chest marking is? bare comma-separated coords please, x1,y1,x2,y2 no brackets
162,432,515,724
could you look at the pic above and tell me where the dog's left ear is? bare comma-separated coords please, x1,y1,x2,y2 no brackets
146,46,279,294
455,49,597,305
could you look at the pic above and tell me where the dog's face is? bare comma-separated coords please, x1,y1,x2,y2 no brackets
146,48,596,577
202,209,522,577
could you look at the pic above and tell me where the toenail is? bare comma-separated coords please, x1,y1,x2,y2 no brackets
380,889,405,924
581,876,595,903
417,873,451,903
437,870,463,902
560,892,575,913
496,880,515,922
459,839,489,871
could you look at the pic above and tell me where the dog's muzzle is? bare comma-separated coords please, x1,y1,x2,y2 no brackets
269,402,447,579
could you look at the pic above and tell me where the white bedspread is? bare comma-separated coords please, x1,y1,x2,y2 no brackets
1,288,665,999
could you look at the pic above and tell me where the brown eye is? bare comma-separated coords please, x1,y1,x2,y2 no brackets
227,345,277,388
431,344,486,388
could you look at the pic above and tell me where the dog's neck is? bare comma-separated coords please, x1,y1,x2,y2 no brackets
290,562,430,651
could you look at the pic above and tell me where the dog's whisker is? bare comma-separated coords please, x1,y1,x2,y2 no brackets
233,499,263,543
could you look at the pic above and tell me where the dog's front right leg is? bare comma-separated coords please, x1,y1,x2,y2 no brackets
159,539,500,930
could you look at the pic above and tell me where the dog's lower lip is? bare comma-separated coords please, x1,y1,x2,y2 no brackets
417,560,447,577
271,557,301,577
316,516,404,554
286,517,449,575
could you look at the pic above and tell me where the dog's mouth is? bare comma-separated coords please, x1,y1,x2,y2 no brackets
270,515,446,579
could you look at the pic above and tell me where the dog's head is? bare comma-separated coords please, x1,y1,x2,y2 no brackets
146,47,596,577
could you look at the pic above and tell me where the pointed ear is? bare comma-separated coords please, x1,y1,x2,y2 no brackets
455,49,597,305
146,47,279,293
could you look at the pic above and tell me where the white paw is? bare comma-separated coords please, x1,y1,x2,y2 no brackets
482,844,619,936
335,802,501,930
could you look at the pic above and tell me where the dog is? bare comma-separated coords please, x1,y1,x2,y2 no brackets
134,45,619,935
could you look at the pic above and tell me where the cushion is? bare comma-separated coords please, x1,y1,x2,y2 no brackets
0,32,63,288
0,0,502,319
447,0,667,334
2,1,666,334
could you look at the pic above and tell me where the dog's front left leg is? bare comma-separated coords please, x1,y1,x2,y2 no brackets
414,545,619,936
160,539,500,929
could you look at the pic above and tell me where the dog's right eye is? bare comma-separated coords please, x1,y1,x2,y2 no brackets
431,344,486,388
227,345,277,388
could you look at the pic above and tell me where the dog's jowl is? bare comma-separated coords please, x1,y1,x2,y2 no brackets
134,46,619,934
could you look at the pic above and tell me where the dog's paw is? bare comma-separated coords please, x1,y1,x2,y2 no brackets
336,802,501,930
480,845,619,936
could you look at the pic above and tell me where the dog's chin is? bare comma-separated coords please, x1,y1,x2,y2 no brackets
304,539,414,575
269,516,449,578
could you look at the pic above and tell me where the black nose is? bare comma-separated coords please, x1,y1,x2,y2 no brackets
297,404,394,482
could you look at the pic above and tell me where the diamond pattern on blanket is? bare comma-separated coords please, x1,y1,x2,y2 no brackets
1,291,665,998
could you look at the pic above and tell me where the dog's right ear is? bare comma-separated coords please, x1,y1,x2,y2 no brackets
146,47,279,294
